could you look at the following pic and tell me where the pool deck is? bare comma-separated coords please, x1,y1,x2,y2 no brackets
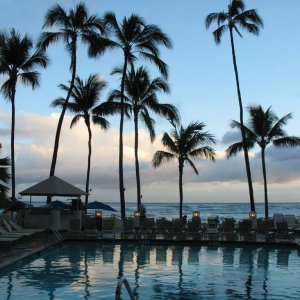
1,230,300,272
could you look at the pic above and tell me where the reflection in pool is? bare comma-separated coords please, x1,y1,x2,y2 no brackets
1,242,300,299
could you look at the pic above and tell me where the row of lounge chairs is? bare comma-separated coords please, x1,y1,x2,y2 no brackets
120,215,297,242
0,219,43,245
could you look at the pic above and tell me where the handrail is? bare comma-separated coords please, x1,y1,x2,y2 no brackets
115,275,135,300
49,225,62,241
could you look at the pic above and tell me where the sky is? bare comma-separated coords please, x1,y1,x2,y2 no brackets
1,0,300,208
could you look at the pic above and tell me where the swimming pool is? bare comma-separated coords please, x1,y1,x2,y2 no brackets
1,242,300,299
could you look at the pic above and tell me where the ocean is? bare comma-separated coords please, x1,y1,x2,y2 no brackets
4,200,300,221
113,202,300,221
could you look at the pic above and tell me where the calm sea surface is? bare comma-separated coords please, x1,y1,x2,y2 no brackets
114,202,300,221
6,201,300,221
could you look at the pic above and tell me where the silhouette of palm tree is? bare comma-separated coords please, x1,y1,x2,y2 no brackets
153,121,215,218
108,66,178,208
38,2,104,178
91,12,172,218
206,0,263,211
227,105,300,218
0,29,48,199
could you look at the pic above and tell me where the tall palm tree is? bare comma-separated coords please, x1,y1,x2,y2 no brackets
0,29,48,200
108,66,179,208
0,157,10,204
205,0,263,212
226,105,300,219
52,74,115,206
91,13,172,219
153,121,216,218
38,2,105,178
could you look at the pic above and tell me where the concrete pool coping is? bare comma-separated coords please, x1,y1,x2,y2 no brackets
1,231,299,272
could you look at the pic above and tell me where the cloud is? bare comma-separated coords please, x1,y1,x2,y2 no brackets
220,130,241,145
1,111,300,204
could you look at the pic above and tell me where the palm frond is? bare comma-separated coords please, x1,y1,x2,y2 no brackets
70,114,83,129
186,158,199,175
19,72,40,89
37,32,63,50
138,52,169,78
21,49,49,71
213,25,228,44
226,141,244,157
152,151,175,168
92,115,110,130
161,132,177,154
50,97,66,108
189,146,216,161
140,111,155,142
273,136,300,148
205,12,228,28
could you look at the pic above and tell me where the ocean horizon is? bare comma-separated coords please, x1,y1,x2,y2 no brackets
7,200,300,222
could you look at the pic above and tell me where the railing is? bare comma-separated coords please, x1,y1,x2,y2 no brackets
49,225,62,241
115,275,135,300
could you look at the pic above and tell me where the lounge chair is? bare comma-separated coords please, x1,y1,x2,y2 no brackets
273,213,284,227
238,219,256,241
7,220,43,233
0,234,20,247
122,217,136,239
0,225,32,237
275,221,294,241
138,218,156,239
155,218,171,239
284,215,300,230
170,218,185,240
186,218,203,240
256,218,275,242
205,216,220,240
221,217,237,241
0,235,19,242
2,220,35,236
102,217,116,238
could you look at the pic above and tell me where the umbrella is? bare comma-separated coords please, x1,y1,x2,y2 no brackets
9,200,30,210
85,201,117,212
50,200,70,209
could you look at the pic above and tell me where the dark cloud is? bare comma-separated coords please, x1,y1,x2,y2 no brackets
220,130,241,145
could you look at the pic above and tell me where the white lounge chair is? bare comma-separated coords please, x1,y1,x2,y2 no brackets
2,220,33,236
0,226,28,238
284,215,300,230
7,220,44,233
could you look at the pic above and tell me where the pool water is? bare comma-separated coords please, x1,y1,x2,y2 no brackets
1,242,300,299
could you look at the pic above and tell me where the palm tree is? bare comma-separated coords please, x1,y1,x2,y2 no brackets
205,0,263,212
0,29,48,200
108,66,179,208
153,121,216,218
52,74,115,206
226,105,300,219
91,13,172,219
38,2,105,178
0,157,10,204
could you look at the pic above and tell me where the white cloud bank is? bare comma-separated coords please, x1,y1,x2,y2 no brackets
1,111,300,205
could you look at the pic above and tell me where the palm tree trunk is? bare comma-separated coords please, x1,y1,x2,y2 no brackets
10,84,16,200
119,55,128,219
85,122,92,206
229,28,255,212
134,113,142,209
261,147,269,219
49,43,77,178
178,160,184,218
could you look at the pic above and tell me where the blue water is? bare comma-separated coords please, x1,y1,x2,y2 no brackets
3,201,300,221
1,242,300,299
117,202,300,221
